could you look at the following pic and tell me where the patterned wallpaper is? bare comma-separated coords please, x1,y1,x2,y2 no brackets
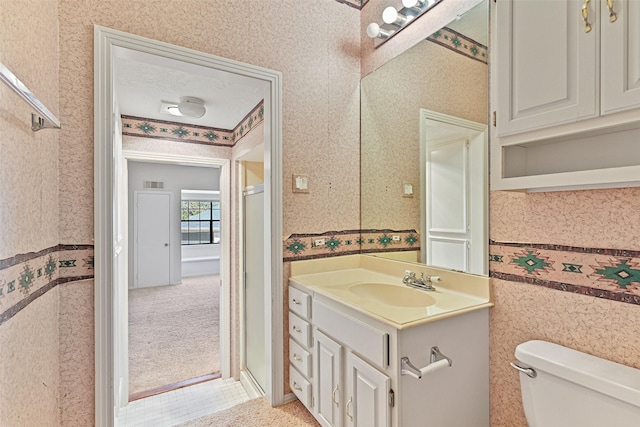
490,241,640,305
122,100,264,147
337,0,370,9
428,27,488,64
0,245,94,326
284,229,419,262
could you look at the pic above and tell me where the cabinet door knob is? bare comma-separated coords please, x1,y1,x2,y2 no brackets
293,353,302,362
292,325,301,333
606,0,617,22
581,0,592,33
292,298,302,305
346,396,353,421
293,381,302,391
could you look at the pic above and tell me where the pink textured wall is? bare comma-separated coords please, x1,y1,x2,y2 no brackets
56,0,360,423
0,0,61,425
489,188,640,426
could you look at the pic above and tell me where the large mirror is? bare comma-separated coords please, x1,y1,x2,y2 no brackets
360,0,489,275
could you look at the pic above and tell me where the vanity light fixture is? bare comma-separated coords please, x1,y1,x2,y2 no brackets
367,0,442,47
366,23,394,39
402,0,434,10
382,7,411,27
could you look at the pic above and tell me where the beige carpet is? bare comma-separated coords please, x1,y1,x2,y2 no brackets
129,275,220,395
178,398,320,426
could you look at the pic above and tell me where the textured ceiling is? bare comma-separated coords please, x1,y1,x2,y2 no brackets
113,46,268,130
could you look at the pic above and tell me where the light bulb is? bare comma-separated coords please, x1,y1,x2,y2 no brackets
366,23,393,39
383,7,411,26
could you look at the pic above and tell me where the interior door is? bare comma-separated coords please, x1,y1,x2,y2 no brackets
426,139,470,272
244,184,266,392
134,191,171,287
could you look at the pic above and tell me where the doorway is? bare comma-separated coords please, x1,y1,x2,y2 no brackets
95,27,284,427
126,160,223,400
419,109,488,275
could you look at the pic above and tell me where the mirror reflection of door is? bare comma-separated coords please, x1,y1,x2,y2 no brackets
421,110,488,275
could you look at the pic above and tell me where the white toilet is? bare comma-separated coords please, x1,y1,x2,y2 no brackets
512,340,640,426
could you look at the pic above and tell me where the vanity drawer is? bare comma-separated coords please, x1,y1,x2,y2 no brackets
313,299,388,369
289,338,312,378
289,286,311,319
290,365,312,410
289,312,312,348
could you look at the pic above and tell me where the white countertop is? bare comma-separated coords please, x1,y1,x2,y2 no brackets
289,255,493,330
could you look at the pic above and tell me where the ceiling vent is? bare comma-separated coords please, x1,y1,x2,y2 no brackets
143,181,164,189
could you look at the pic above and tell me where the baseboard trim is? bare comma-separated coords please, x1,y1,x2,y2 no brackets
129,372,221,402
283,392,297,404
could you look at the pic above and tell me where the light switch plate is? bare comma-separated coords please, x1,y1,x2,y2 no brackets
293,174,309,193
402,182,414,198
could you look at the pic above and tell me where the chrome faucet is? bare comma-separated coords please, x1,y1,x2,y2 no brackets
402,270,441,291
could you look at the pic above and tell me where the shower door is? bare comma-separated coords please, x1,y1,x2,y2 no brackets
243,184,266,392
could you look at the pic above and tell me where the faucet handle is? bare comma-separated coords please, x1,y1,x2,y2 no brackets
429,276,442,283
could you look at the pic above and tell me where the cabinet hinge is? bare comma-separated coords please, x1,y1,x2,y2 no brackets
388,389,395,407
312,395,315,408
492,111,497,127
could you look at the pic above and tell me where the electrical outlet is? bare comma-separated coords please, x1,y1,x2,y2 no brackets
392,235,401,242
313,239,326,248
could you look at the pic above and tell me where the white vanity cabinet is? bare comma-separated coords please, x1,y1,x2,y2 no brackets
288,282,490,427
313,298,392,427
288,286,313,409
492,0,640,191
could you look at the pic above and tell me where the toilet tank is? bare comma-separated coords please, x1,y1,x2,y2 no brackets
514,340,640,427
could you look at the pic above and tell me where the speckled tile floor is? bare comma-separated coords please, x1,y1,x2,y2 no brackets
117,378,250,427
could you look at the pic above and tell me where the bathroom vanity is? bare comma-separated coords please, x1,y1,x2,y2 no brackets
287,255,492,427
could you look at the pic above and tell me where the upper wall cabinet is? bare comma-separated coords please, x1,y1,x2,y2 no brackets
492,0,640,191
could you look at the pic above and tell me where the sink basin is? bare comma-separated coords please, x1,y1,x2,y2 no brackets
349,283,436,307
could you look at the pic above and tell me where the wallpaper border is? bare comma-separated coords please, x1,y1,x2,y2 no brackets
121,100,264,147
0,245,94,326
283,229,420,262
489,240,640,305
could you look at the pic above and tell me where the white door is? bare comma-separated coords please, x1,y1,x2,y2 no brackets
496,0,598,136
134,191,171,288
426,139,470,272
314,330,343,427
601,0,640,114
345,351,390,427
244,185,266,392
421,111,487,276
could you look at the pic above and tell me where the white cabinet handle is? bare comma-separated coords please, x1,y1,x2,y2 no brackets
346,396,353,421
606,0,617,22
293,381,302,391
292,298,302,305
292,325,301,333
293,353,302,362
332,385,339,407
582,0,592,33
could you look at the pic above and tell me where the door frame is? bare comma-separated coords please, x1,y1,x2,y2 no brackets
419,109,488,275
95,27,283,426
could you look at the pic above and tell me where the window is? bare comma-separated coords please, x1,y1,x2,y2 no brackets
181,200,220,245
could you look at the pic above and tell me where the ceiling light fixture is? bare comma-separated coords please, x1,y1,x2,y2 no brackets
177,96,206,118
159,96,206,119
